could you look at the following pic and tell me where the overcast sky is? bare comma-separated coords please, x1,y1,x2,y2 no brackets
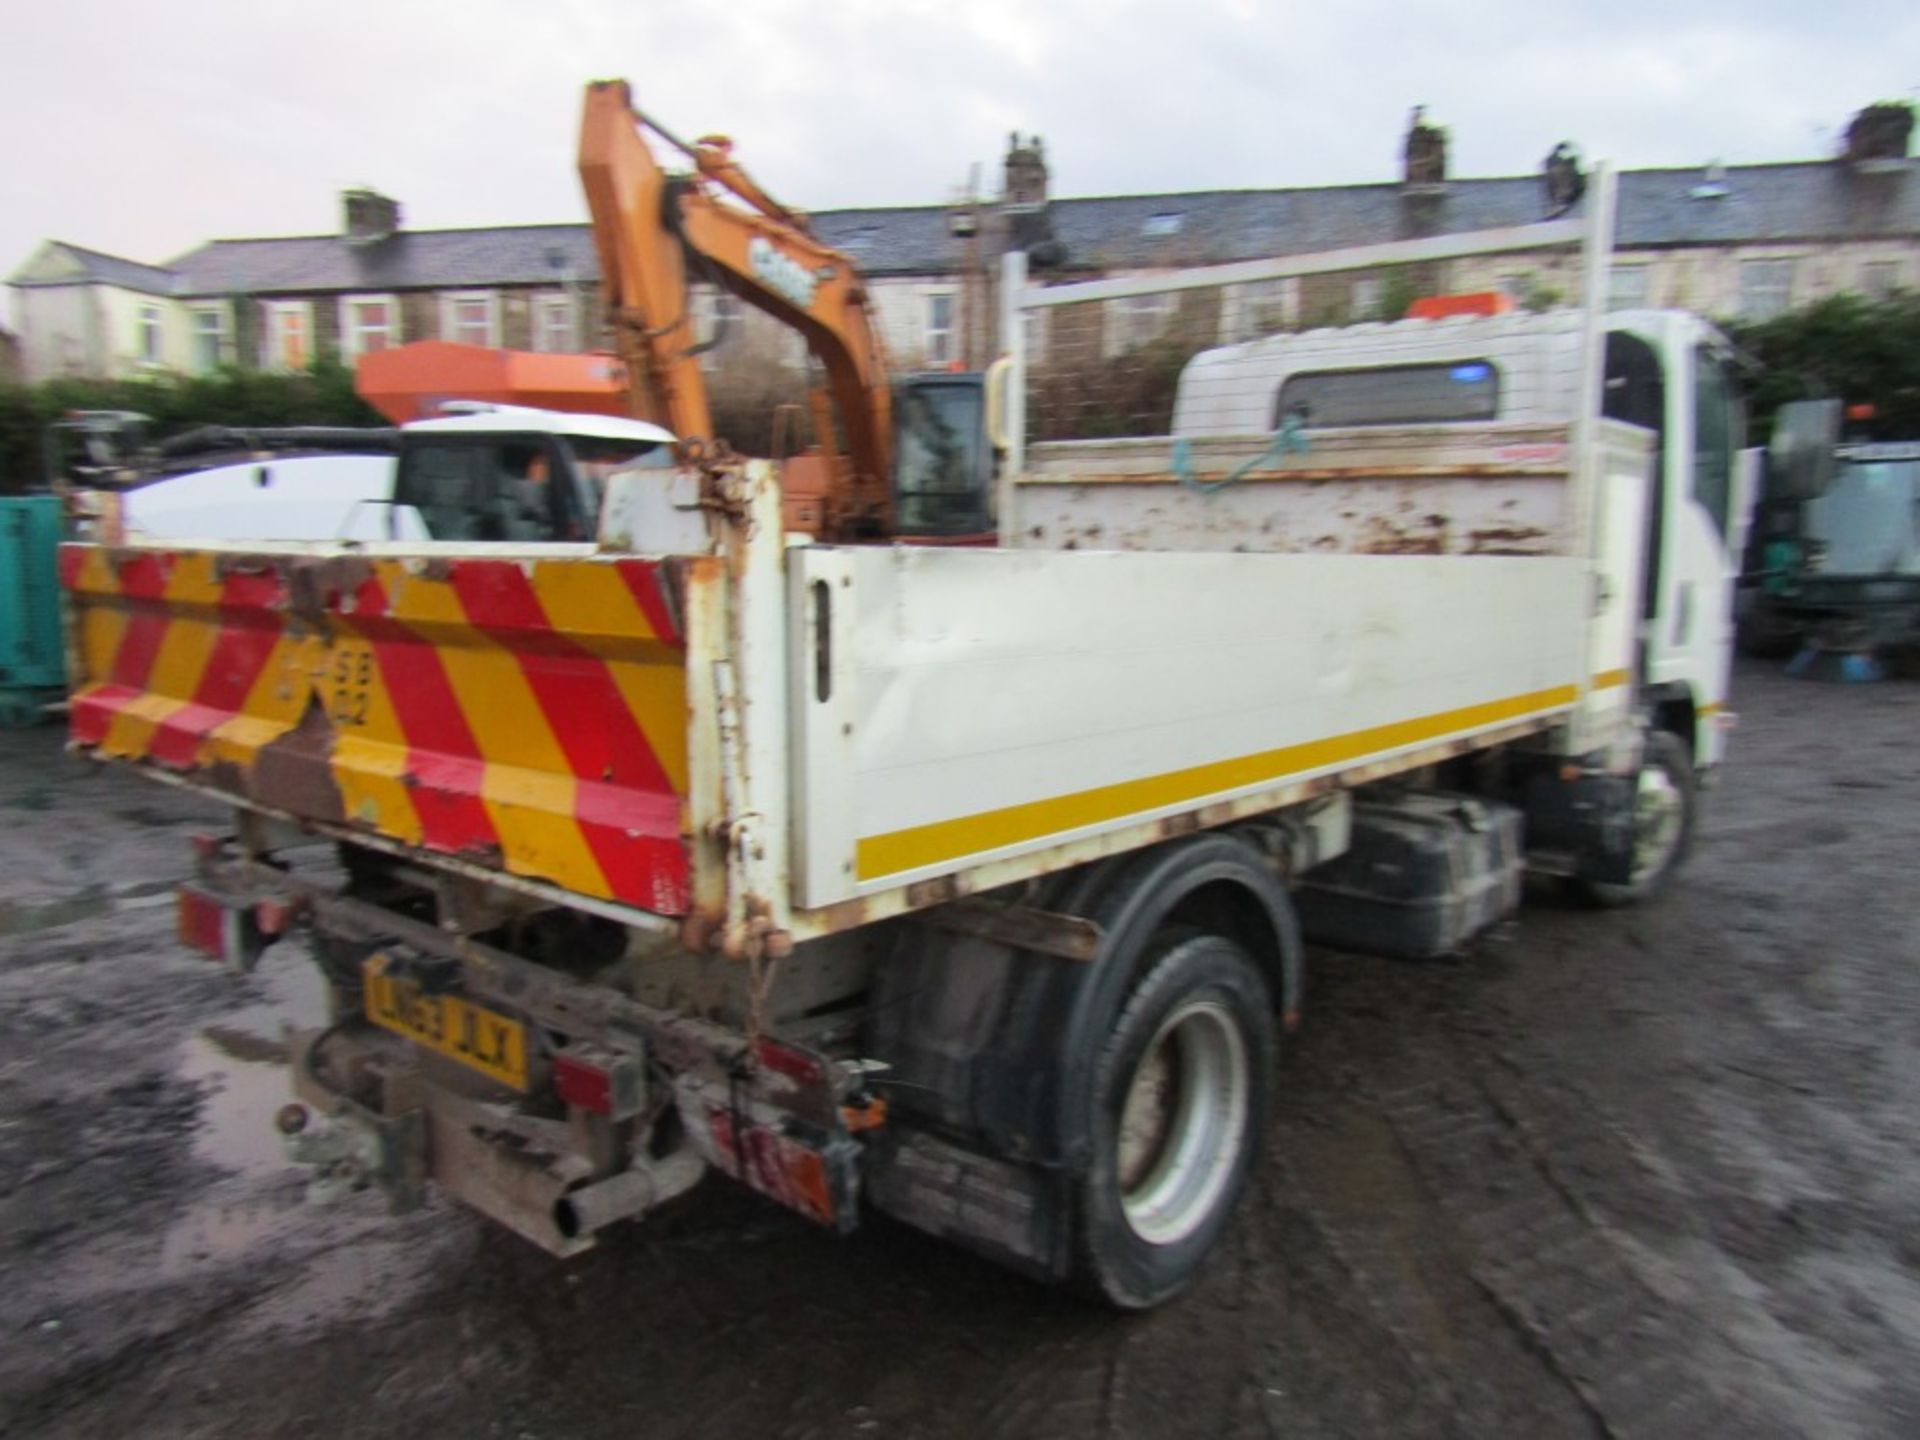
3,0,1914,276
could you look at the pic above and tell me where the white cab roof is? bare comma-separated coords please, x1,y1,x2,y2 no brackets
402,404,675,446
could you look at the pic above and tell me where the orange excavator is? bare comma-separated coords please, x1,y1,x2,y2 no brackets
578,79,1000,542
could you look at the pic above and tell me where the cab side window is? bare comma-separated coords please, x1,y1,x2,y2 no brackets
1691,349,1736,541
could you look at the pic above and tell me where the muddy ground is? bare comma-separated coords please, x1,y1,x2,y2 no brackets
0,659,1915,1439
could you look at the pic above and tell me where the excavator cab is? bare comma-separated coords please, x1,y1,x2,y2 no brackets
892,372,996,541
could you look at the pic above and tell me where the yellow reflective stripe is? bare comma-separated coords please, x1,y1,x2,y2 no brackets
527,561,690,793
1590,667,1630,691
101,553,219,757
856,683,1580,882
68,549,128,719
205,629,308,773
397,569,611,900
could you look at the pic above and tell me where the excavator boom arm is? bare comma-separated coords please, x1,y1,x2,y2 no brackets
578,80,893,529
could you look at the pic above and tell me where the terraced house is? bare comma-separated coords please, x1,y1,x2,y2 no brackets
7,102,1914,387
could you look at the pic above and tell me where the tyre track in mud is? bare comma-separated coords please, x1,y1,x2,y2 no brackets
1327,1019,1794,1440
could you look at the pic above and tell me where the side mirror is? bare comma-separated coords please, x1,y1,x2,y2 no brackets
1766,399,1841,503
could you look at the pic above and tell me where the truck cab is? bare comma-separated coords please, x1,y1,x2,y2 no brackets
1171,307,1756,772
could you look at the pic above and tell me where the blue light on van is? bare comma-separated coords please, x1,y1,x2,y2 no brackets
1451,364,1492,384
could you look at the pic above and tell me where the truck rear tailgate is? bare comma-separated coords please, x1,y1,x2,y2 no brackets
61,544,695,914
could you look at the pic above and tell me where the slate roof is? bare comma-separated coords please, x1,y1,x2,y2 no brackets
819,162,1920,275
28,158,1920,300
9,241,180,295
168,224,599,297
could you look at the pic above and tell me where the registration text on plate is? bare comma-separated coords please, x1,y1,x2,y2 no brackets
362,953,529,1090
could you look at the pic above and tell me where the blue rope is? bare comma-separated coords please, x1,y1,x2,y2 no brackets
1171,413,1311,495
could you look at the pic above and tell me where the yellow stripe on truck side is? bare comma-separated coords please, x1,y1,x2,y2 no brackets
856,682,1582,882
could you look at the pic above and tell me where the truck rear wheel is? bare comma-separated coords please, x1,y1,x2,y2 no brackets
1073,929,1275,1309
1579,730,1696,907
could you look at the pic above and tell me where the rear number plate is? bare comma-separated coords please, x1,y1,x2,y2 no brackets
363,953,529,1090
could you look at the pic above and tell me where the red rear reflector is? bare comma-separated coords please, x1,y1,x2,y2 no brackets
553,1052,613,1115
176,886,227,959
553,1046,645,1119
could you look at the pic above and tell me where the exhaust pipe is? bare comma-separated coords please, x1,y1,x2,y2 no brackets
553,1147,707,1240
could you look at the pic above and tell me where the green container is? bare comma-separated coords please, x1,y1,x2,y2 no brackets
0,496,67,726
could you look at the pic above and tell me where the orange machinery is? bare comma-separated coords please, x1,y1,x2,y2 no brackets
355,341,628,424
579,79,996,543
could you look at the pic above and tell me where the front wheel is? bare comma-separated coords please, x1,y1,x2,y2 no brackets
1579,730,1697,907
1072,930,1276,1309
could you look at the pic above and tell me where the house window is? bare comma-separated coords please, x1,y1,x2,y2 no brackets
190,307,227,373
1112,291,1173,352
137,305,163,364
1738,259,1796,320
1608,263,1651,310
442,292,499,347
925,292,956,366
1229,278,1292,341
535,293,576,353
263,301,312,370
1862,260,1903,300
341,295,399,358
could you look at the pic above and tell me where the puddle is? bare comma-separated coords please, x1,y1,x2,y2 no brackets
174,959,332,1180
156,959,342,1278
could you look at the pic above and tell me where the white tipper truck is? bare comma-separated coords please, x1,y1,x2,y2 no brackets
61,180,1755,1308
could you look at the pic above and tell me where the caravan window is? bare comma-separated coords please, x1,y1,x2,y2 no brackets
1272,362,1501,428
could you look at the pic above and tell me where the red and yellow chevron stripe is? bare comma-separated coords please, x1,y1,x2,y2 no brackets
60,545,693,915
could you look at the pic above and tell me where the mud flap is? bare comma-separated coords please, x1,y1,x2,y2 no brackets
865,1125,1071,1281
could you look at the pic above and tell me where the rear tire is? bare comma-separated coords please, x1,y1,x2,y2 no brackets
1072,929,1275,1309
1579,730,1696,907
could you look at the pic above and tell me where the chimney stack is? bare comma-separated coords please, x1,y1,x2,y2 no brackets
1003,133,1049,208
1402,106,1448,191
1840,102,1914,169
1540,142,1585,216
343,188,402,246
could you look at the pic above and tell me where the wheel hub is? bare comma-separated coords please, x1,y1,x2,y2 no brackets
1115,998,1250,1247
1630,765,1684,883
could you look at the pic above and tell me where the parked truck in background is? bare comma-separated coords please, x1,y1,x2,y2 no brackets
1741,407,1920,670
57,105,1756,1307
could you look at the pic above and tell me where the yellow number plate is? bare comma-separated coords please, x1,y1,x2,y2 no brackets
363,953,529,1090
